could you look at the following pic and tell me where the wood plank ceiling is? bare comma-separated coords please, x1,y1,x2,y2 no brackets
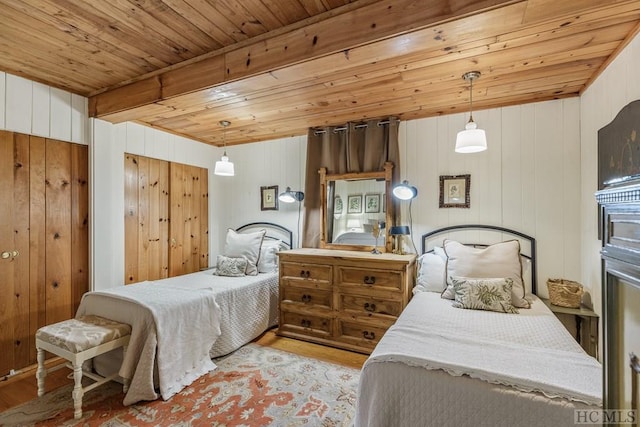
1,0,640,147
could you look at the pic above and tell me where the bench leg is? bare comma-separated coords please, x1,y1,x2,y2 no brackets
36,347,46,397
71,363,84,419
122,344,130,393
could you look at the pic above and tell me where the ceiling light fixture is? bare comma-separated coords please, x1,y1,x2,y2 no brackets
455,71,487,153
214,120,235,176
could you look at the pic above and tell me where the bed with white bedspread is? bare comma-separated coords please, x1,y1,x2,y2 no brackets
355,225,602,427
77,222,290,405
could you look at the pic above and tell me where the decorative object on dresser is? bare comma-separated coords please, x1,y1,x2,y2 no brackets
390,225,410,255
439,174,471,208
260,185,278,211
277,248,416,354
547,278,584,308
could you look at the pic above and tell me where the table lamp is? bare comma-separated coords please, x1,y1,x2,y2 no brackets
390,225,410,254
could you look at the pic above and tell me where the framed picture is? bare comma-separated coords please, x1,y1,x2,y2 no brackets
260,185,278,211
347,194,362,213
439,174,470,208
365,193,381,213
334,196,343,214
382,193,386,213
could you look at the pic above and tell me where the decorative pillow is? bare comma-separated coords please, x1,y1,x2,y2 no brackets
223,228,266,276
450,276,519,314
258,239,286,273
433,245,447,261
441,239,530,308
214,255,248,277
414,253,447,293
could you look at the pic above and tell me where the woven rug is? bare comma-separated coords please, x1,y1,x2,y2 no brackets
0,343,360,426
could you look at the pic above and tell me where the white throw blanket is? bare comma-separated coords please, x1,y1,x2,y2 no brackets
77,281,221,405
366,293,602,406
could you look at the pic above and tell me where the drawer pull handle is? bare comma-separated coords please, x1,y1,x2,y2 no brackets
364,302,376,312
363,331,376,340
364,276,376,285
301,319,311,328
300,270,311,278
301,294,312,302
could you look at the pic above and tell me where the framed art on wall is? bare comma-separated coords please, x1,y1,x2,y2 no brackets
347,194,363,213
439,175,470,208
260,185,278,211
334,196,343,214
365,193,381,213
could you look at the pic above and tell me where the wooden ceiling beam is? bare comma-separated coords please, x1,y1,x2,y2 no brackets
89,0,524,118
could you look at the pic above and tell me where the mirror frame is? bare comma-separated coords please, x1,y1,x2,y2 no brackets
319,161,394,252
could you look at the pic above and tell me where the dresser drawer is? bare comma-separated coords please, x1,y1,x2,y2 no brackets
281,262,332,283
337,267,403,291
280,310,332,338
336,320,389,349
282,286,332,309
339,294,402,317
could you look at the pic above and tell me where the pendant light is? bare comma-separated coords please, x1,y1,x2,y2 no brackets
455,71,487,153
214,120,235,176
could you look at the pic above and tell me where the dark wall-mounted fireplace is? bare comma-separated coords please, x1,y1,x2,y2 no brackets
596,179,640,416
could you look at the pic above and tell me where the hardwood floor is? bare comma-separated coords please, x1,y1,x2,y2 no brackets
0,328,368,413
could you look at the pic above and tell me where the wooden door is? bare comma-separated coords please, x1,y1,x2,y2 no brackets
0,131,88,377
124,154,207,283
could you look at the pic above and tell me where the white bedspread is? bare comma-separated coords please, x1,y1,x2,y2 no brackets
77,281,221,405
357,292,602,427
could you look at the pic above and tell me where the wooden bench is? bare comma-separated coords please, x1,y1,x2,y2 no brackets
35,315,131,419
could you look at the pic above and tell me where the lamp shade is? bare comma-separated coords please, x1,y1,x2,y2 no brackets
279,187,304,203
214,155,235,176
392,180,418,200
455,121,487,153
346,219,361,230
389,225,410,236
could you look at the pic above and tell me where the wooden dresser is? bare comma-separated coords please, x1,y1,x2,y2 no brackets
277,248,416,354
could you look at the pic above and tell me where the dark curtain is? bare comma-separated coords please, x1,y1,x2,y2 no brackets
302,118,400,248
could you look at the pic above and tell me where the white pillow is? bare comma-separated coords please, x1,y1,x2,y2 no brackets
258,239,285,273
223,228,265,276
433,246,447,261
414,253,446,293
441,239,530,308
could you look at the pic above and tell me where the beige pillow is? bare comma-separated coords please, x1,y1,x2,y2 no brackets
441,239,530,308
451,276,518,314
223,228,265,276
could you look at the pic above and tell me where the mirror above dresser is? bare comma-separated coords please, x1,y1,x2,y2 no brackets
319,162,394,252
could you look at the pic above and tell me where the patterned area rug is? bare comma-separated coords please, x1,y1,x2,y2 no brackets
0,343,360,426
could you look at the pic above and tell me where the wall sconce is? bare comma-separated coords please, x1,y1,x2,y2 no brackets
278,187,304,203
392,180,418,200
214,120,235,176
455,71,487,153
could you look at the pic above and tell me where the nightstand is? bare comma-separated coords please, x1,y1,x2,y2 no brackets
541,298,599,359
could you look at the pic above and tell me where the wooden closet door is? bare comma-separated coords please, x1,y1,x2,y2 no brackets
0,131,87,376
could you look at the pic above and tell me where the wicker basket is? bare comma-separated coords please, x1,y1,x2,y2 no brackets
546,279,583,308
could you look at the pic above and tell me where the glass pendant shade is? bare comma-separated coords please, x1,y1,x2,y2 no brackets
455,120,487,153
214,120,235,176
214,153,234,176
456,71,487,154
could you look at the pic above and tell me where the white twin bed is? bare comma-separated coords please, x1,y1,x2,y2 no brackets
77,222,290,405
355,225,602,427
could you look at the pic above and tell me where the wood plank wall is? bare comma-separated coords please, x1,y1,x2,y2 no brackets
124,153,207,284
0,130,88,377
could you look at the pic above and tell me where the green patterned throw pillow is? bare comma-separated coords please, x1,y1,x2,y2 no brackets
214,255,248,277
450,276,519,314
